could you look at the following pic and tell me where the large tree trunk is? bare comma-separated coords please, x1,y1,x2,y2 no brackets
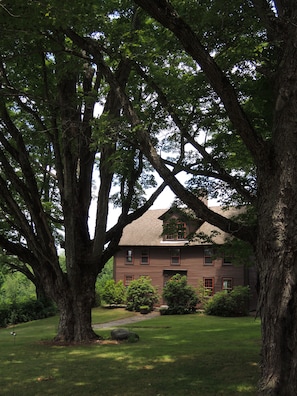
50,271,100,343
256,17,297,392
55,296,99,343
34,280,52,306
257,174,297,395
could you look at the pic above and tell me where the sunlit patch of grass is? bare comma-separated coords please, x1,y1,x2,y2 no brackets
0,310,261,396
237,385,256,392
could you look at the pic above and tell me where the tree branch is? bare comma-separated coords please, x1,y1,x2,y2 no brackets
63,25,256,245
94,49,256,244
133,61,256,204
134,0,266,164
252,0,279,39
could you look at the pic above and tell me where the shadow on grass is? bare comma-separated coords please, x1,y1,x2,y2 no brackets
0,313,261,396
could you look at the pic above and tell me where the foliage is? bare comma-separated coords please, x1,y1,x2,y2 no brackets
205,286,250,317
95,258,114,306
126,276,159,311
196,280,213,308
0,299,57,328
162,274,198,314
101,279,126,306
0,306,10,328
0,272,36,305
96,259,114,290
0,271,56,327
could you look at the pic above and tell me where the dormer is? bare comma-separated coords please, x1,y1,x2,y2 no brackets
159,207,203,241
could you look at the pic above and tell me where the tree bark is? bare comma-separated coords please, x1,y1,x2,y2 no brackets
257,167,297,395
255,12,297,394
46,268,100,343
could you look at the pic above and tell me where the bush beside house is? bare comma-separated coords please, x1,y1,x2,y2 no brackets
205,286,250,317
126,276,159,312
162,274,198,314
101,279,126,306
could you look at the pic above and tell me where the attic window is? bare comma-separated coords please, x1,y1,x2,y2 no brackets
177,223,186,239
164,221,186,240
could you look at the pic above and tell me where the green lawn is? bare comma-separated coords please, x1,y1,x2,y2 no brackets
0,308,261,395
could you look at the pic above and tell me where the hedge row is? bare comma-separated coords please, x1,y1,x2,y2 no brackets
0,300,57,328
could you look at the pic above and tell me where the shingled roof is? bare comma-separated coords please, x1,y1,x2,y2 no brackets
119,206,242,247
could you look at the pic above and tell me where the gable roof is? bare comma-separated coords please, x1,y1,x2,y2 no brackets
119,206,243,247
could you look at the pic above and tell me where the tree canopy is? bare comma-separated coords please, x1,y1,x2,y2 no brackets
0,0,167,342
1,1,297,393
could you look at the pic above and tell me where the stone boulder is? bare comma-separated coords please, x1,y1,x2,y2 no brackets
110,328,139,342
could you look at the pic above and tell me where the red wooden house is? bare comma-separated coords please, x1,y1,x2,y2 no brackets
114,207,257,308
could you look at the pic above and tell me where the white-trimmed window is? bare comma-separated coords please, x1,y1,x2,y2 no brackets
141,249,149,265
177,222,186,240
170,248,180,265
223,256,232,265
204,247,213,265
126,250,133,264
204,277,214,295
124,275,134,286
222,278,233,292
164,221,186,240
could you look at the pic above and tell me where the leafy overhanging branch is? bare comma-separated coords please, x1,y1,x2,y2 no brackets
0,235,39,269
64,29,256,245
134,0,266,165
132,61,256,204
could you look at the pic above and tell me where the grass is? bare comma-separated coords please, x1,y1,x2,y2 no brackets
0,308,261,396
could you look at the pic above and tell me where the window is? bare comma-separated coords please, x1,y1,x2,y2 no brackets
222,278,233,292
164,220,186,240
170,248,180,265
124,275,134,286
177,222,186,240
126,250,133,264
165,232,175,240
141,249,149,265
223,256,232,265
204,277,214,295
204,247,213,265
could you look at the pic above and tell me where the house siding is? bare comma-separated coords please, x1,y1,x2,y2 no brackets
114,245,257,308
113,208,258,310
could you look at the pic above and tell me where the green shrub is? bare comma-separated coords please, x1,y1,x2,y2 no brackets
12,300,57,323
95,259,114,306
1,272,35,305
0,299,57,328
197,280,213,308
162,274,198,314
126,276,159,312
0,306,10,327
205,286,250,317
101,279,126,306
